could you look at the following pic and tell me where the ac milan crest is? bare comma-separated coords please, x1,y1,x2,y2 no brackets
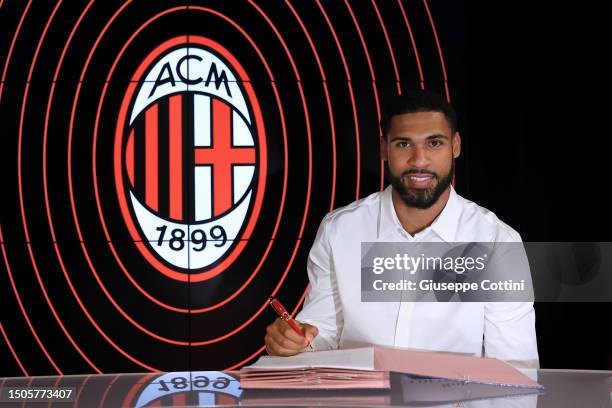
114,36,267,282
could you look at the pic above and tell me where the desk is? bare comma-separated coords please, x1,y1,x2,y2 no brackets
1,369,610,407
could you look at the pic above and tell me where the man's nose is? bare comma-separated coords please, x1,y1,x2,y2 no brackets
409,145,430,167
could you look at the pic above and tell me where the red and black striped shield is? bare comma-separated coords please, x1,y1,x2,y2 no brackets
115,36,267,282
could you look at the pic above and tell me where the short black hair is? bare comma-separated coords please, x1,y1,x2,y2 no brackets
380,90,458,138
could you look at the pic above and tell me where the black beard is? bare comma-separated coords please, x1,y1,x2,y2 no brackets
386,161,454,209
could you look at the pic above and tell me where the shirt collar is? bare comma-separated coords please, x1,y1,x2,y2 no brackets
378,184,462,242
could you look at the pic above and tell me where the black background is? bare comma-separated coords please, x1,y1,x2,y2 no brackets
455,2,611,370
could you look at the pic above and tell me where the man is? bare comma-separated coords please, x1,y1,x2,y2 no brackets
264,90,539,368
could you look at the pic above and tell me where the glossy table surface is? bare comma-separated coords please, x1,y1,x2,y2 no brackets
0,369,610,407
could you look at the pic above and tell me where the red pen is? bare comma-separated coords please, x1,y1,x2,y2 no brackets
268,296,314,351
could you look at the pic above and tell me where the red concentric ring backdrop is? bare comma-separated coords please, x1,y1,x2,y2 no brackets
0,0,457,375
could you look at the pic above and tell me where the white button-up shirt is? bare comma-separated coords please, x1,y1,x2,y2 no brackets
295,185,539,368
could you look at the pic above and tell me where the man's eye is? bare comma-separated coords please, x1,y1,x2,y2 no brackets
398,141,410,148
429,140,442,147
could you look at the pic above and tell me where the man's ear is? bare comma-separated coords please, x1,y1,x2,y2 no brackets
380,136,388,161
452,132,461,159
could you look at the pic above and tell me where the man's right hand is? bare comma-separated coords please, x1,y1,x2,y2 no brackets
264,318,318,356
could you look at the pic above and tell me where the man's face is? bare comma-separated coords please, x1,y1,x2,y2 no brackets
380,111,461,209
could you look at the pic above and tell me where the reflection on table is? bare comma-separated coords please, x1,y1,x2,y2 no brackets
0,369,610,407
